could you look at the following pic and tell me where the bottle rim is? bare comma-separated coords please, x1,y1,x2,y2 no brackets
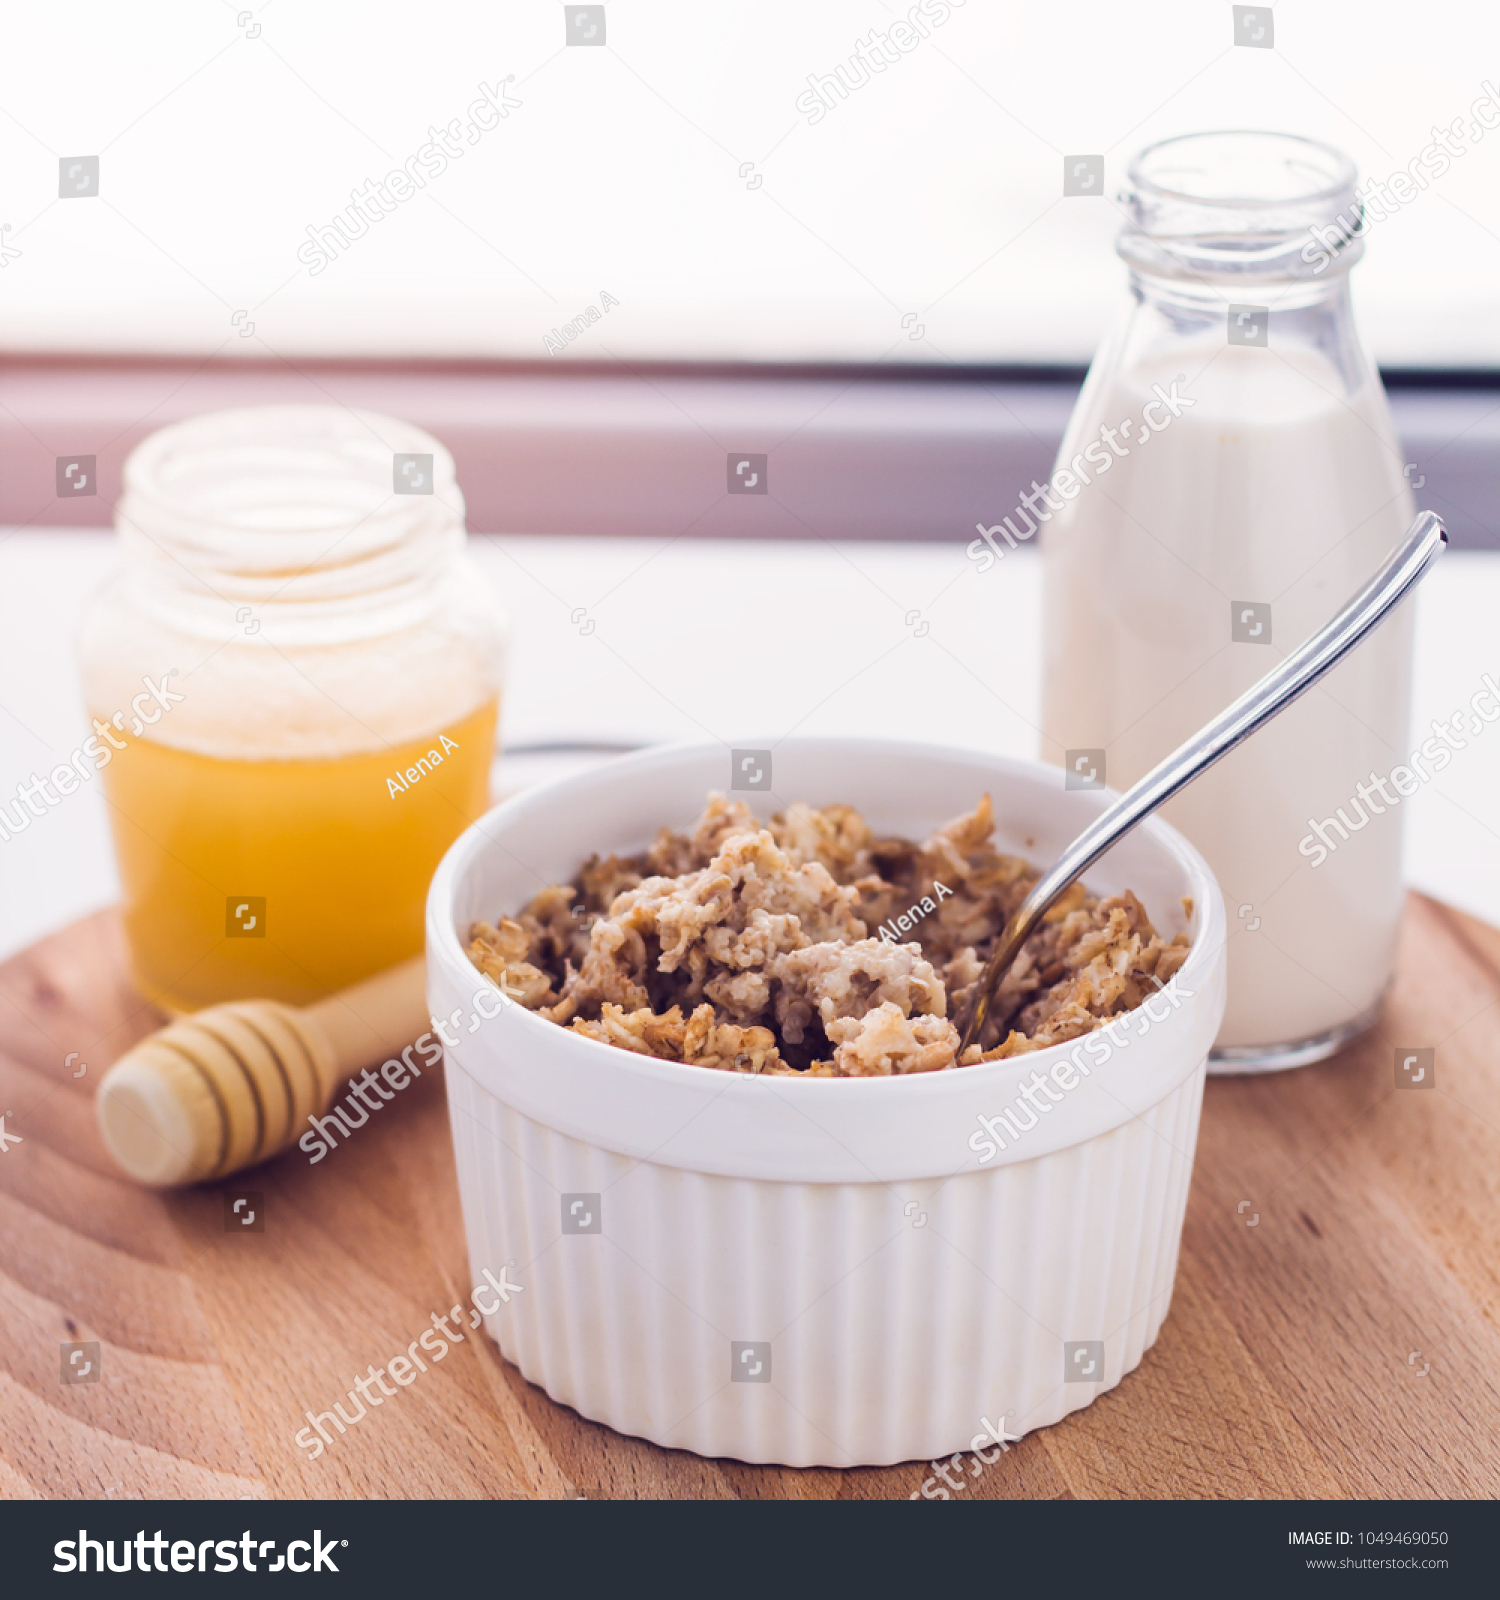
1120,130,1364,283
1126,130,1357,210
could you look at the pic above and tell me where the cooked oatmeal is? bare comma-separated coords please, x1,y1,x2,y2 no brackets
464,793,1192,1076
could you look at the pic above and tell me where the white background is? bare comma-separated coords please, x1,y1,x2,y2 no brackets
1,0,1498,364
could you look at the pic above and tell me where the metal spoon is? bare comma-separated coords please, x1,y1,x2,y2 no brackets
957,509,1448,1056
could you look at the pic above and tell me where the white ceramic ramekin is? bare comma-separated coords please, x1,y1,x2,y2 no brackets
427,739,1226,1467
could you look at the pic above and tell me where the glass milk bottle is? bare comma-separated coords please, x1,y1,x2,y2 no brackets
78,405,507,1014
1041,132,1415,1070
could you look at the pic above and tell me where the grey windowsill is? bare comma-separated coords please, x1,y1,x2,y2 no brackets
1,359,1494,549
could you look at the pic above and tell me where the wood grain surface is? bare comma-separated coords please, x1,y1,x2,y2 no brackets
3,894,1498,1501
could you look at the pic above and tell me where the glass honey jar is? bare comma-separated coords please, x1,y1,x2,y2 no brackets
77,405,507,1013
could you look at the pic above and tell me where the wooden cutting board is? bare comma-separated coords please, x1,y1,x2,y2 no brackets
3,894,1498,1501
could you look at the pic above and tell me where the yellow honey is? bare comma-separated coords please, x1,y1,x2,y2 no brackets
101,698,498,1012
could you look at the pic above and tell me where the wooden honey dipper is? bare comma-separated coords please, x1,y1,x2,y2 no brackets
96,955,430,1186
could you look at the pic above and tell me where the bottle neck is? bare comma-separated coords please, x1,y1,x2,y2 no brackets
1114,133,1372,395
1117,206,1364,291
1127,265,1355,317
1115,267,1369,401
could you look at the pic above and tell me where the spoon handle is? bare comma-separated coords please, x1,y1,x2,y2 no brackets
958,509,1448,1055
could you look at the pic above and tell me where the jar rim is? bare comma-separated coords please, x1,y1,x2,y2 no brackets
1126,130,1357,213
115,403,466,640
121,404,461,550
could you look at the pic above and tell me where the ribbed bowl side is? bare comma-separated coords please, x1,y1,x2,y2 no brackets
446,1060,1206,1468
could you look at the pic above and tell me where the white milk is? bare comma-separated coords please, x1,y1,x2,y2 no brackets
1041,339,1415,1054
